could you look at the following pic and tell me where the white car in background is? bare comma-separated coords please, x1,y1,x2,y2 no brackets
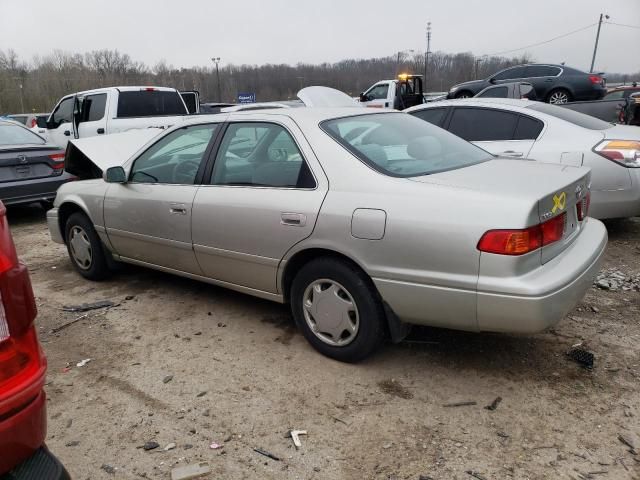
407,98,640,220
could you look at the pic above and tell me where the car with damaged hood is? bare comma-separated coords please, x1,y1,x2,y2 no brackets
47,88,607,362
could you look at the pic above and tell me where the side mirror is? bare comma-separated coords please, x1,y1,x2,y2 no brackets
46,119,56,129
359,93,368,102
104,166,127,183
489,78,497,85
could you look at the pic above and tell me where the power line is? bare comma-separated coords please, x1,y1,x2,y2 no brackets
604,21,640,30
484,23,597,57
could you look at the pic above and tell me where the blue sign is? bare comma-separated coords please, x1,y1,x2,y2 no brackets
238,92,256,104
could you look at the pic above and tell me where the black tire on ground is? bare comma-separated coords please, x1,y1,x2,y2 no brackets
40,200,54,211
547,88,572,104
64,212,111,280
290,257,386,362
454,90,473,99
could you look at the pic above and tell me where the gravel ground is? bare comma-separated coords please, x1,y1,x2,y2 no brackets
7,205,640,480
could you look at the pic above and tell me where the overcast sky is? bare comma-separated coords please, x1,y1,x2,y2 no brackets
1,0,639,73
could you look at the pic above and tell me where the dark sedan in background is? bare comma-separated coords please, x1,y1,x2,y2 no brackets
0,120,73,209
448,64,606,104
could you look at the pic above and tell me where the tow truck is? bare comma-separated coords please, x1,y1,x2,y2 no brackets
358,74,425,110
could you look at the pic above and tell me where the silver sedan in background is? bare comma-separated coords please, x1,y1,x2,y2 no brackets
47,106,607,361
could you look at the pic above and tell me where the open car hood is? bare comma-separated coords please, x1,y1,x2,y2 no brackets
297,86,360,108
65,128,164,178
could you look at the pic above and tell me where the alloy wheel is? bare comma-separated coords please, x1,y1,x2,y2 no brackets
549,91,569,104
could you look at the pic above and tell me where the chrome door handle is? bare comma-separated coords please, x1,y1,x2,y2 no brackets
500,151,524,158
169,203,187,215
281,212,307,227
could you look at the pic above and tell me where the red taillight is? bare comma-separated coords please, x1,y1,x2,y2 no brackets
478,213,567,255
576,192,591,221
48,152,65,170
589,75,602,85
144,87,157,91
0,202,44,416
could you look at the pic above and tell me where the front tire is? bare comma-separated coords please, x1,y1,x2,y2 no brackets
65,212,110,280
290,257,385,362
547,89,571,104
454,90,473,99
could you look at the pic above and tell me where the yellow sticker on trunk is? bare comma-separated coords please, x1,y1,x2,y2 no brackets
552,192,566,213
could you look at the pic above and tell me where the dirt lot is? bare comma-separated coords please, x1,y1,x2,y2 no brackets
7,205,640,480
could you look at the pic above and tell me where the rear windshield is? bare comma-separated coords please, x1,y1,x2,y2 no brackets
527,102,612,130
8,115,28,125
0,123,45,146
321,113,491,177
117,90,187,118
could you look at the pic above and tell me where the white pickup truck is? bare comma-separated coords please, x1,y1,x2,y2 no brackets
44,86,198,148
358,74,426,110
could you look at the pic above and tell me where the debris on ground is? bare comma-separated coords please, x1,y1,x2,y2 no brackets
618,433,638,453
253,447,281,461
443,401,477,408
289,429,307,449
100,464,116,475
465,470,488,480
567,344,595,369
76,358,91,368
196,391,207,397
485,397,502,411
209,442,223,449
143,440,160,451
419,475,435,480
51,314,89,333
65,440,80,447
170,462,211,480
594,269,640,291
164,442,176,451
163,375,173,384
62,300,117,312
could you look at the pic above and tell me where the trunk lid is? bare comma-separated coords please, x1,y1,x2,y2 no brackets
410,159,591,263
0,146,65,183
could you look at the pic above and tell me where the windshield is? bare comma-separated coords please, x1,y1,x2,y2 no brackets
321,113,491,177
527,102,613,130
0,122,46,146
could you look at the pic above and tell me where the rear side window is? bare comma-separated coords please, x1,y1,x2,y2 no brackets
448,108,518,142
527,102,612,130
82,93,107,122
410,108,447,126
513,116,544,140
604,90,625,100
117,91,187,118
0,123,45,145
476,86,508,98
526,66,561,77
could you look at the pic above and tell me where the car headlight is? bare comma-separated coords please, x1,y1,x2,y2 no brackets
594,140,640,168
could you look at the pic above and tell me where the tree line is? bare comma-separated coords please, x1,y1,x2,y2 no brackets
0,48,637,114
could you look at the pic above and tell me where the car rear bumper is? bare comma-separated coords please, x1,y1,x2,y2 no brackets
4,447,70,480
476,218,607,332
0,173,74,207
46,208,64,244
0,391,47,474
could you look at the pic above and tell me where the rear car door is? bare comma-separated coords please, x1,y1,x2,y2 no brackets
192,118,328,294
446,107,540,158
104,123,220,274
524,65,561,99
46,96,74,148
76,93,108,139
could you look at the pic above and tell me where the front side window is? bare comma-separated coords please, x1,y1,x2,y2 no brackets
492,66,526,81
82,93,107,122
130,124,218,184
212,122,315,188
366,84,389,100
525,66,560,77
322,113,490,177
448,108,519,142
50,97,73,127
410,108,448,126
477,86,509,98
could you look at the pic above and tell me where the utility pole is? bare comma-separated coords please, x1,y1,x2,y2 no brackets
424,22,432,91
590,13,609,73
474,57,485,80
12,76,25,113
211,57,221,102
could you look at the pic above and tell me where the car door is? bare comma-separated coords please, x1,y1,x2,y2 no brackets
361,83,392,109
46,96,74,148
490,66,527,85
524,65,561,99
103,123,220,274
76,93,108,139
191,118,328,294
446,107,539,158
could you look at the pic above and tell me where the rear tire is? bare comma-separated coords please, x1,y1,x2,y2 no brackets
290,257,385,362
547,89,571,104
64,212,110,280
454,90,473,99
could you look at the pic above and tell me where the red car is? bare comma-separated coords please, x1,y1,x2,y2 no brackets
0,201,69,479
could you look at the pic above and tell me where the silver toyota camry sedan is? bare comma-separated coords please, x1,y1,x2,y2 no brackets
47,106,607,361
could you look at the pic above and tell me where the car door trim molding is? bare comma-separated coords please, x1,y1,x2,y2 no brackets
193,243,279,267
107,227,194,251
